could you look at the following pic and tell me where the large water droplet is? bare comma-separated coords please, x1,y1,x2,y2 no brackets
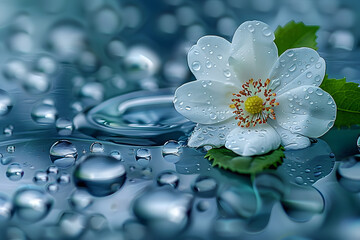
73,154,126,197
133,188,193,238
49,140,78,168
13,187,53,222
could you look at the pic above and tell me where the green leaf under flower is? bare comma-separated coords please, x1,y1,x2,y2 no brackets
274,21,319,55
205,146,285,174
320,75,360,127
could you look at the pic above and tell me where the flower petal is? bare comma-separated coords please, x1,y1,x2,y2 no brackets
225,124,281,156
229,20,278,82
187,36,238,84
275,85,336,138
269,48,326,95
188,117,238,148
268,120,311,150
174,80,240,124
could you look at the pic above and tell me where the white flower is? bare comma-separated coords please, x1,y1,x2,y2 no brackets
173,20,337,156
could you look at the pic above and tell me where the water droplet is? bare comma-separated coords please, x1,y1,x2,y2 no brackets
3,59,28,81
209,112,217,120
57,212,87,239
295,176,304,185
73,154,126,197
35,55,58,75
33,171,49,184
191,61,201,71
57,172,71,185
205,61,212,68
247,24,255,32
6,163,24,181
133,189,193,238
0,90,13,116
90,142,104,153
31,100,58,124
185,106,191,111
22,72,51,94
68,190,93,211
89,214,108,232
135,149,151,166
262,27,272,36
287,50,295,57
307,88,314,94
13,187,53,222
162,140,182,163
316,89,323,96
1,156,13,165
7,145,15,153
47,183,59,193
47,165,59,175
192,176,217,198
223,69,231,78
56,118,73,136
110,150,122,161
217,55,223,60
315,62,322,69
157,171,179,188
288,64,296,72
306,72,312,78
93,6,120,34
196,200,210,212
49,140,78,168
3,125,14,136
0,195,13,221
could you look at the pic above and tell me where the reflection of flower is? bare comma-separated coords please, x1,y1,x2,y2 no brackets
173,20,336,156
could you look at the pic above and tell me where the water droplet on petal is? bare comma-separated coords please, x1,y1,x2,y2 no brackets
6,163,24,181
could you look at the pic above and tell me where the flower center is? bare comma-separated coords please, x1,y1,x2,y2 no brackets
230,78,279,128
244,96,263,114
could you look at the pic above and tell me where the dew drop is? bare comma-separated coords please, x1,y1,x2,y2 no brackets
262,27,272,37
192,61,201,71
288,64,296,72
247,24,255,32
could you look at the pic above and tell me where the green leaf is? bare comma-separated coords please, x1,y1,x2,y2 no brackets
320,75,360,127
205,146,285,175
274,21,319,55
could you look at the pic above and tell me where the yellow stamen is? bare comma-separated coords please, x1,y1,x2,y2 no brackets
244,96,263,114
229,104,236,109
